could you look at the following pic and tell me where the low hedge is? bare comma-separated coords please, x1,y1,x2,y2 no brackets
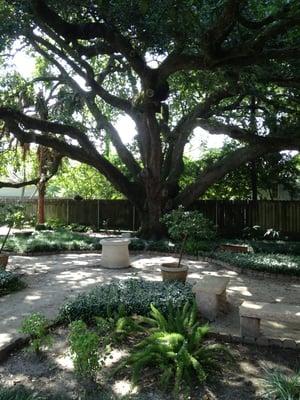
0,270,25,296
211,252,300,276
59,278,194,322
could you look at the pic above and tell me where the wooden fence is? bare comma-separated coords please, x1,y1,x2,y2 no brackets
1,198,300,238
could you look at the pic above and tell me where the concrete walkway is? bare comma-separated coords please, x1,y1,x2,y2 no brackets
1,253,300,355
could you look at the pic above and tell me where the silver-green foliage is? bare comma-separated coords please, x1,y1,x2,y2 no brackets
59,279,194,322
124,302,232,395
213,252,300,276
263,369,300,400
20,313,52,354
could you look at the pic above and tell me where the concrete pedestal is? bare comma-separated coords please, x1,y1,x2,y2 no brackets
192,276,229,321
100,238,131,269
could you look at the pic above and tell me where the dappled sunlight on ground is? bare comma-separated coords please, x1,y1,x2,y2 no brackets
112,379,138,396
1,252,300,352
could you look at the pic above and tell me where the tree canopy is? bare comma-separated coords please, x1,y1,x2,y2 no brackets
0,0,299,237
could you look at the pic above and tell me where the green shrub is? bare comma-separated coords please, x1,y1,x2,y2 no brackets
161,206,216,242
263,369,300,400
161,206,216,267
128,238,146,251
146,240,174,252
68,320,101,379
184,240,216,255
59,279,194,323
122,302,232,396
20,313,52,354
249,240,300,255
212,252,300,276
0,270,25,296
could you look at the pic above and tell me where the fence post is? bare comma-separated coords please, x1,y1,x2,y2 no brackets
132,206,136,231
215,201,218,234
97,200,100,230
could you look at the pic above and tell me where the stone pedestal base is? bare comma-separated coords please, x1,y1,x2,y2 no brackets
100,238,130,269
240,316,261,337
192,276,229,321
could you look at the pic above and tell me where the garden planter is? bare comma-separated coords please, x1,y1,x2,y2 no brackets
100,238,131,268
161,262,189,283
0,253,9,269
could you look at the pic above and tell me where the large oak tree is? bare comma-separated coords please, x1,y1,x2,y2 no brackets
0,0,299,237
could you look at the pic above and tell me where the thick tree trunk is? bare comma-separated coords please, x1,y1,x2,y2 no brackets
138,207,166,239
138,181,166,239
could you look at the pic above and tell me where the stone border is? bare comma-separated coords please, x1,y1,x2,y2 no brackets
0,335,29,363
209,331,300,350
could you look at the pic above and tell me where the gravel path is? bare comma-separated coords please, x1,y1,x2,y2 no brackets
1,253,300,354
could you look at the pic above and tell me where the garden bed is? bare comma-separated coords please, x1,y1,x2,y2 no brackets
0,326,299,400
210,252,300,276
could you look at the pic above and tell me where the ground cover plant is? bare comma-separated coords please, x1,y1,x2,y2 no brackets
0,270,25,296
1,230,102,254
59,279,194,323
211,252,300,276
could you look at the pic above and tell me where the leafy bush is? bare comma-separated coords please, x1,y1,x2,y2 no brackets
161,206,216,242
122,302,232,396
0,270,25,296
249,240,300,256
20,313,52,354
212,252,300,276
184,240,216,255
59,279,194,323
161,206,216,267
146,240,174,252
68,320,101,379
243,225,281,240
128,238,146,251
263,368,300,400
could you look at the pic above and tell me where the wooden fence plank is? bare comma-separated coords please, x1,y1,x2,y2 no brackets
1,198,300,238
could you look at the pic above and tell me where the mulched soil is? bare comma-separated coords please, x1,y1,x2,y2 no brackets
0,326,299,400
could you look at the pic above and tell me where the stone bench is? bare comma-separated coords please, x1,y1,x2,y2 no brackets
239,301,300,337
192,276,230,321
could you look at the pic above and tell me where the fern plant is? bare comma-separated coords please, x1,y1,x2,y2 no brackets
122,302,232,396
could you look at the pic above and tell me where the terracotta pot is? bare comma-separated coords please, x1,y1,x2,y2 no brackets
161,262,188,283
0,253,9,269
